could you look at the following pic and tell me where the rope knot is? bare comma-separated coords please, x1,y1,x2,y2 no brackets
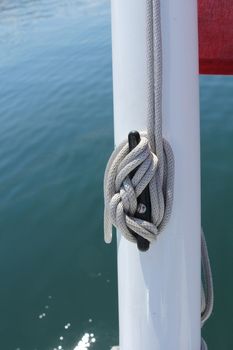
104,132,174,245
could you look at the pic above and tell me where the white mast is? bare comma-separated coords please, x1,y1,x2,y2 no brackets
111,0,201,349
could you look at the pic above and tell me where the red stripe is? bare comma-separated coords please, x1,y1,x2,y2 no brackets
198,0,233,75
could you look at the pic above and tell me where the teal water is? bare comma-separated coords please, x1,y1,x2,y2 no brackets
0,1,232,349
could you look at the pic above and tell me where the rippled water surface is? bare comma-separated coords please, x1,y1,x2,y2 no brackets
0,1,232,349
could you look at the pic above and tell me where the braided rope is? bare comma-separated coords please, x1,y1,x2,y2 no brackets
104,0,174,245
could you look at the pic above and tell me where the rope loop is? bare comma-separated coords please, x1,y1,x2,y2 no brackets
104,132,174,245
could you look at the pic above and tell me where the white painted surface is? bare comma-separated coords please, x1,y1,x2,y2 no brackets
111,0,201,349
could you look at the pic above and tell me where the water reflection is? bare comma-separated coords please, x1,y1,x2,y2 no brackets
64,323,71,330
52,332,96,350
38,312,46,319
73,333,96,350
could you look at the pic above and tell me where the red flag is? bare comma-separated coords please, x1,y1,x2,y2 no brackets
199,0,233,75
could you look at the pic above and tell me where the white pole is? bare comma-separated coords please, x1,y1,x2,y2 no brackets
111,0,201,349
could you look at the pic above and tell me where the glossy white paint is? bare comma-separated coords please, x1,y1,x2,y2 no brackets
111,0,201,349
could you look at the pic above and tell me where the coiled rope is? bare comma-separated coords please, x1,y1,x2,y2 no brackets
104,0,213,348
104,0,174,245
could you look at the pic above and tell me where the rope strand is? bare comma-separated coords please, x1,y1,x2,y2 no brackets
104,0,175,245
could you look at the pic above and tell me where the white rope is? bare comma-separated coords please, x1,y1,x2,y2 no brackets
104,0,174,245
201,229,214,328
